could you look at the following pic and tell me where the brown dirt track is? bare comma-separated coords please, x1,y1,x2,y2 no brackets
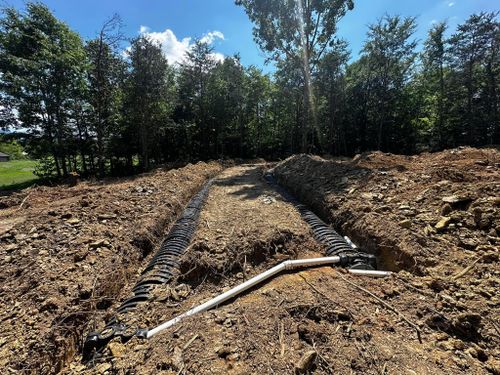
1,147,499,374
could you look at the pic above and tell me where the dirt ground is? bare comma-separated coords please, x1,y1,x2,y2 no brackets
0,161,223,374
1,148,499,374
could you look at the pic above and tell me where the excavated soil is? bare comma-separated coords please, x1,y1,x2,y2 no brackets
0,161,223,374
1,148,499,375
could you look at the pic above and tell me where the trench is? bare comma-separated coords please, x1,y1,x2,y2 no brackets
30,195,203,374
82,179,215,360
31,169,223,374
81,165,381,365
271,168,416,273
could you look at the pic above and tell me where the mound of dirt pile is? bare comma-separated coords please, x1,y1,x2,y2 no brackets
270,147,499,372
271,148,499,274
0,161,223,374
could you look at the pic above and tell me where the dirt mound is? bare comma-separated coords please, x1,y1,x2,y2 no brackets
272,147,499,273
270,147,499,373
0,161,223,374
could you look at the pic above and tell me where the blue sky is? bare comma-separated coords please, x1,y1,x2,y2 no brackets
3,0,499,72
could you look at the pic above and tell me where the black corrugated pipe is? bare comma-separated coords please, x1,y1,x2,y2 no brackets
263,172,377,270
83,179,214,361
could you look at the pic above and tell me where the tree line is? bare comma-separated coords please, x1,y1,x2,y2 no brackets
0,2,498,178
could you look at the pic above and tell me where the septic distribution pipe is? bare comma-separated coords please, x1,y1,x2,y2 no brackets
145,256,340,338
143,256,391,339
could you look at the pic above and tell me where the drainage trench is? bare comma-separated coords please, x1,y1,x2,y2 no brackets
83,179,214,360
83,168,381,361
264,172,377,270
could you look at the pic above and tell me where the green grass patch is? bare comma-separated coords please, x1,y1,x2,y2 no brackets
0,159,39,190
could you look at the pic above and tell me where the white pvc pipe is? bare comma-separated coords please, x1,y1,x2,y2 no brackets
146,256,392,339
348,269,392,277
147,256,341,338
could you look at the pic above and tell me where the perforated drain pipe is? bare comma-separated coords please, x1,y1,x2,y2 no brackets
143,256,390,339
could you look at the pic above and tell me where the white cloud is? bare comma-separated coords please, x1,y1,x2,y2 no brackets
448,2,455,7
200,31,225,45
135,27,225,65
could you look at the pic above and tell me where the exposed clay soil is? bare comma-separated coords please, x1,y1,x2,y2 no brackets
0,161,223,374
1,148,499,375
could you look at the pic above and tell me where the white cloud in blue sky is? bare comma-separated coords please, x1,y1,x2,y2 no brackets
137,27,225,65
448,2,455,7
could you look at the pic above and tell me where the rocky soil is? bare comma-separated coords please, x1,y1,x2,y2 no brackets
0,147,498,375
0,161,223,373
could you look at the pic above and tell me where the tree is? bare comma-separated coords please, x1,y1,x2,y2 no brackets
422,22,448,148
236,0,354,152
178,40,218,158
125,36,173,170
86,14,125,176
360,15,418,152
448,12,499,145
315,40,349,154
0,96,16,131
0,2,87,176
244,66,273,156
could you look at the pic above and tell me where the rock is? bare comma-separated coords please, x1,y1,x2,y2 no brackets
175,284,191,298
98,213,117,220
438,338,465,351
89,239,111,249
435,217,451,231
261,195,276,204
458,236,478,250
74,249,89,262
170,288,180,301
442,195,472,207
485,359,500,375
464,346,487,361
67,218,80,225
374,205,391,213
227,353,240,361
96,362,111,374
424,225,436,236
108,342,125,357
295,350,317,374
478,213,493,229
361,192,374,200
5,243,18,252
399,219,411,229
